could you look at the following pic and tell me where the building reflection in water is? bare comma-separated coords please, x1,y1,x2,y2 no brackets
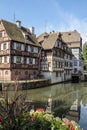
25,84,82,123
0,83,82,124
47,89,81,123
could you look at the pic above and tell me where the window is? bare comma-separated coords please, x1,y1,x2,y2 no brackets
16,43,21,50
41,51,45,56
56,72,58,77
79,62,82,66
74,61,77,66
53,50,57,56
3,43,6,50
30,46,33,52
4,56,7,63
5,71,8,75
29,58,33,64
1,42,9,50
16,56,21,63
68,33,71,35
15,71,18,75
25,71,28,75
34,47,38,53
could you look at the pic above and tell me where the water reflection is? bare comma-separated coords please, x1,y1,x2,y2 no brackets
0,82,87,129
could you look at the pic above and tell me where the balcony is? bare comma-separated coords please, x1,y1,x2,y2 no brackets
11,50,22,55
53,68,64,71
0,63,10,68
29,52,39,57
0,50,10,55
32,65,38,69
11,64,29,69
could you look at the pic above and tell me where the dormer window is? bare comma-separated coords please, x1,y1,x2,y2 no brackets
25,34,29,40
68,33,71,35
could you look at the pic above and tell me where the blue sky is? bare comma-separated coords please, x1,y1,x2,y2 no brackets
0,0,87,43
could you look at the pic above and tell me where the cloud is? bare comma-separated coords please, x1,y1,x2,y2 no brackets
37,0,87,44
58,13,87,44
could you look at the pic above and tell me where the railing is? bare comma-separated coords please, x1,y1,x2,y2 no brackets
0,64,10,68
11,64,38,69
0,50,10,55
11,50,39,57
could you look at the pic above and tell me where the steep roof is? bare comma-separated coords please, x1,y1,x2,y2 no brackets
1,19,41,47
42,32,59,50
61,30,81,43
37,32,49,43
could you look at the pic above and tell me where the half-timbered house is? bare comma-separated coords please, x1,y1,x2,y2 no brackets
37,32,73,83
0,19,41,81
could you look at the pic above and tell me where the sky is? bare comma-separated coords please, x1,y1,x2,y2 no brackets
0,0,87,44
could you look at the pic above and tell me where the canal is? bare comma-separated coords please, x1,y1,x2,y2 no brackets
0,82,87,130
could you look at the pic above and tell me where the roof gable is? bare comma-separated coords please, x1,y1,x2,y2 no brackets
61,30,81,43
42,32,59,50
1,19,41,47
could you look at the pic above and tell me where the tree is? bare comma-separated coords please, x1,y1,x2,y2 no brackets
82,42,87,70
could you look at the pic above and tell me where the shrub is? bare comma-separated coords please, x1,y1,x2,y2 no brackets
0,89,81,130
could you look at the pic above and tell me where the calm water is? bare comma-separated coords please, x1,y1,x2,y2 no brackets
0,82,87,130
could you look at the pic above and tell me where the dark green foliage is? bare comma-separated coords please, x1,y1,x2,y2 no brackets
82,42,87,70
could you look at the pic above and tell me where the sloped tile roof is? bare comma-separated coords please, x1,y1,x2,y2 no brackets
1,19,41,47
61,30,81,43
37,32,49,43
42,32,59,50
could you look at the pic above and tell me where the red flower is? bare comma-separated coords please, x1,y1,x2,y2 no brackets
36,108,45,112
70,123,75,130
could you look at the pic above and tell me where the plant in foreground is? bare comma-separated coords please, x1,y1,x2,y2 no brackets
0,91,81,130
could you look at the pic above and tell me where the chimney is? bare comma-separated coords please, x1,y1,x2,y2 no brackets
29,27,35,34
16,20,21,28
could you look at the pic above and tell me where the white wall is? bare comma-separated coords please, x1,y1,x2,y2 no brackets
41,71,64,84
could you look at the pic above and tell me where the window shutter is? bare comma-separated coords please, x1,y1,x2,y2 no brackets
14,42,16,49
28,46,31,52
2,57,4,63
1,44,3,50
27,58,29,64
7,56,10,63
14,56,16,63
33,58,35,64
21,44,24,51
21,57,24,63
34,47,38,53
